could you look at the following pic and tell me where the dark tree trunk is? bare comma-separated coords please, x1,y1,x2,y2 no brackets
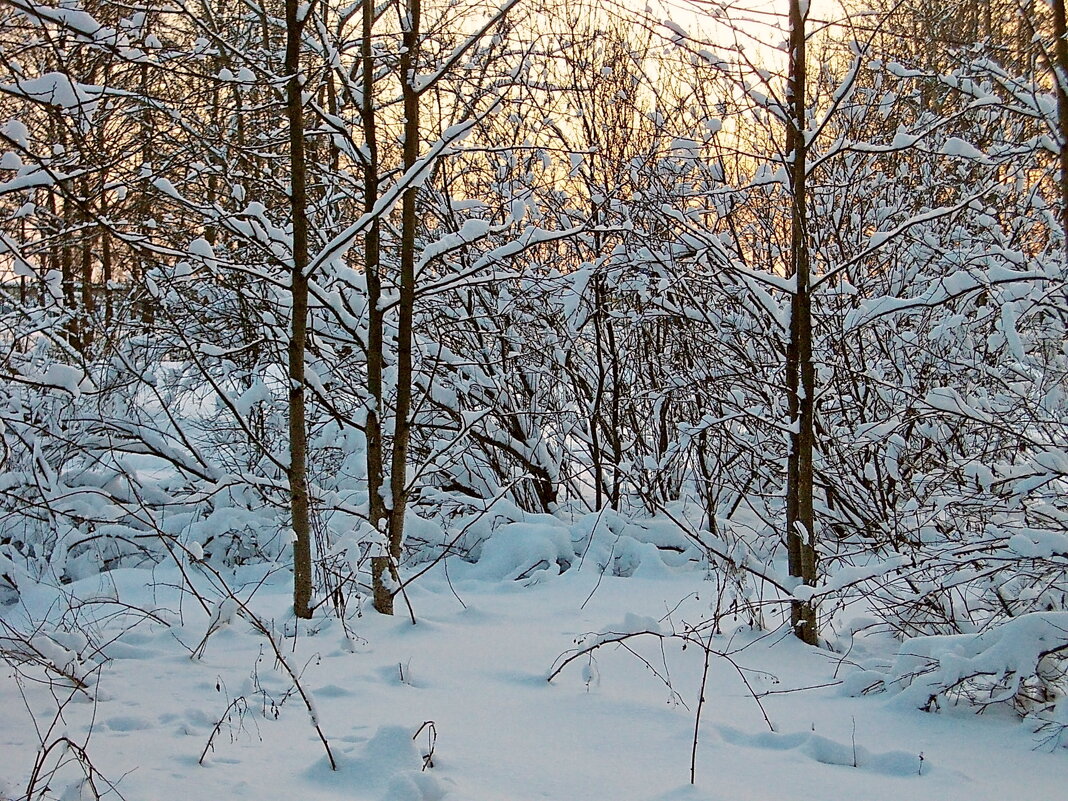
381,0,422,613
365,0,391,614
785,0,818,646
1053,0,1068,244
284,0,313,619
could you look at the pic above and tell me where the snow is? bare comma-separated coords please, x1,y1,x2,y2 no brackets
662,20,689,39
940,137,990,162
3,560,1066,801
923,387,992,423
2,1,1067,797
15,3,104,40
868,612,1068,718
891,131,919,149
4,73,101,115
1007,529,1068,559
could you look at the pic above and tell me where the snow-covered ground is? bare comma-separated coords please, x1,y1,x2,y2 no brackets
2,560,1065,801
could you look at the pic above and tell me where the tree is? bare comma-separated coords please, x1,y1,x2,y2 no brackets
784,0,818,644
1052,0,1068,235
283,0,314,618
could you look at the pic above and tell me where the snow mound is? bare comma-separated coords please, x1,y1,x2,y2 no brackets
460,511,700,585
466,521,575,581
845,612,1068,723
345,726,423,787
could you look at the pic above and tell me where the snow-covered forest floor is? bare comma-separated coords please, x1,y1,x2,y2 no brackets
3,553,1066,801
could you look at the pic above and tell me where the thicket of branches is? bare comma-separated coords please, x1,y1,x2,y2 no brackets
1,0,1066,718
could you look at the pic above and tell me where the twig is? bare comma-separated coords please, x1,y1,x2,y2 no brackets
690,630,714,785
719,649,775,732
754,679,842,697
199,695,251,765
250,618,337,770
656,505,792,594
177,559,338,770
413,721,436,770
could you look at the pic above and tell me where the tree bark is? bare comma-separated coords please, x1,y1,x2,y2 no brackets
1052,0,1068,243
79,175,95,353
381,0,422,612
365,0,391,614
284,0,313,619
785,0,818,646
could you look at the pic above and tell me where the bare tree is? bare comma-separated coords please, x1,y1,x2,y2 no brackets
783,0,818,644
283,0,314,618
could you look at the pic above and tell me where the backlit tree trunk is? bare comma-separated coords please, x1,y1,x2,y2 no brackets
785,0,818,645
1052,0,1068,241
379,0,423,614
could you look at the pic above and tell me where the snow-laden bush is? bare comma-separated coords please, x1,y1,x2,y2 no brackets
844,612,1068,745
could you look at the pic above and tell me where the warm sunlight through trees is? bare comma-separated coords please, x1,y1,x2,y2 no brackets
2,4,1068,791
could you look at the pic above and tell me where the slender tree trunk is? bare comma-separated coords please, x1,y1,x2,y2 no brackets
137,60,154,328
605,302,622,509
364,0,391,614
284,0,313,619
58,192,80,352
79,176,95,353
205,59,221,247
1016,0,1034,70
785,0,818,646
1053,0,1068,243
18,217,27,312
101,192,112,329
49,119,79,352
383,0,422,610
590,275,607,509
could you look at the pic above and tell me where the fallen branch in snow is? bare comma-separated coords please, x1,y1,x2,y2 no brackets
413,720,437,770
250,622,337,770
0,618,96,696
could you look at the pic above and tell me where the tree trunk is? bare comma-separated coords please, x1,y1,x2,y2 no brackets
381,0,422,613
79,175,95,353
1053,0,1068,243
137,60,154,329
364,0,391,615
284,0,313,619
101,192,112,329
785,0,818,646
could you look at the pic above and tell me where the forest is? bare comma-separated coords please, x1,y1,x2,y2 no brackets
1,0,1067,799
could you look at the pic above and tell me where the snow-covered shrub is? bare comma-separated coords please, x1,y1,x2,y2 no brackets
845,612,1068,743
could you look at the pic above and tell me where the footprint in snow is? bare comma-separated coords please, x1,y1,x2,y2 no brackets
717,725,926,776
105,715,152,732
310,726,452,800
313,683,352,698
